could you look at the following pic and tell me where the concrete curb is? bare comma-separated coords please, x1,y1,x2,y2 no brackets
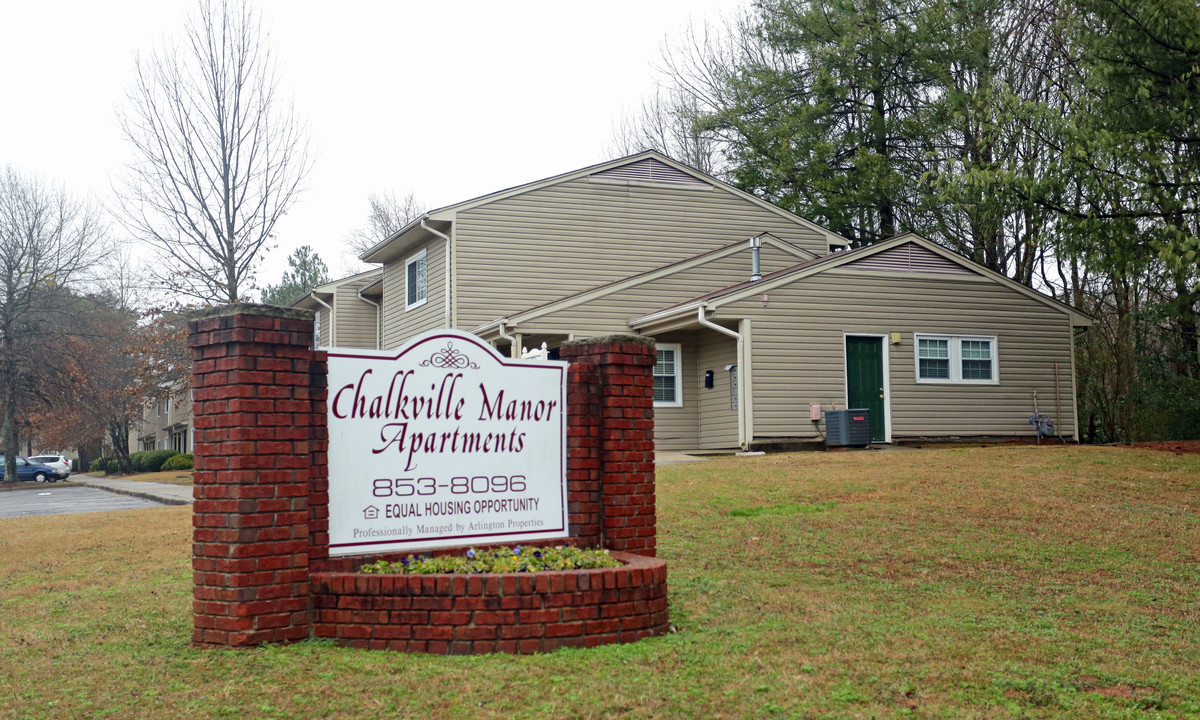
79,482,193,506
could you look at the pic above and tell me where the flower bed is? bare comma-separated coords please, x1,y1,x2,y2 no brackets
359,545,622,575
310,552,668,655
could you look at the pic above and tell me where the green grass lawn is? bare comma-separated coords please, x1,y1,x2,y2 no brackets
2,445,1198,719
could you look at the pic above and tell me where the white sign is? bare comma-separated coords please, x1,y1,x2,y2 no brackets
325,330,568,556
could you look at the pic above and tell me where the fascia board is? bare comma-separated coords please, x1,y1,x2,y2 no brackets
505,241,755,327
629,312,706,337
647,155,850,245
761,233,818,260
627,235,916,326
897,234,1095,326
507,234,817,330
365,151,847,262
633,234,1093,327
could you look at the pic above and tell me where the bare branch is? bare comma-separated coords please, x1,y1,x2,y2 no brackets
115,0,310,304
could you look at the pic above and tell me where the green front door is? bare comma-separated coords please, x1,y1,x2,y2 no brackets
846,336,886,442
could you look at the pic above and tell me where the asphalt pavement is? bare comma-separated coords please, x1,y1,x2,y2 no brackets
0,485,169,518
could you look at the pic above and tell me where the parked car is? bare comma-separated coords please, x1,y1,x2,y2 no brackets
29,454,71,480
0,456,59,483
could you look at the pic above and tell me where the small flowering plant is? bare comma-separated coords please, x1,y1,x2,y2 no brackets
359,545,621,575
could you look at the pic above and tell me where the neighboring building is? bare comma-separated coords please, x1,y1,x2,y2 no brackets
298,151,1092,449
131,384,193,454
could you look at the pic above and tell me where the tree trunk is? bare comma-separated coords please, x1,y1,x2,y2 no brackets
107,419,132,474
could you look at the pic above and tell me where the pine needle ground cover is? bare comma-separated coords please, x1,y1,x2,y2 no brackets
1,445,1197,719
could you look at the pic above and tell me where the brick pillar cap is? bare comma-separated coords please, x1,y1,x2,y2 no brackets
561,334,655,350
189,303,314,323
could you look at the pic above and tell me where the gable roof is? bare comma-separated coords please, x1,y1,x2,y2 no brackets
288,267,383,309
360,150,848,264
629,233,1093,329
470,233,817,337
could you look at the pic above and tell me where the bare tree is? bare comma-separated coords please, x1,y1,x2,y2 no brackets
609,81,724,176
0,166,108,481
117,0,310,304
345,192,427,258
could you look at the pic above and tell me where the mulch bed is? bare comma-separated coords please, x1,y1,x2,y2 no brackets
1120,440,1200,454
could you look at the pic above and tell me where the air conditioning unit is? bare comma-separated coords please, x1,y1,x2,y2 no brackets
825,409,871,447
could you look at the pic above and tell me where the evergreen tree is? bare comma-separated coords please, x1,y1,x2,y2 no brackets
260,245,329,307
694,0,938,245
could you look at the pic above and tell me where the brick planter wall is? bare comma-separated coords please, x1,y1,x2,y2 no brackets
311,552,668,654
189,308,667,654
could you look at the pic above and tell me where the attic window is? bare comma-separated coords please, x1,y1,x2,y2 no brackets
590,158,710,187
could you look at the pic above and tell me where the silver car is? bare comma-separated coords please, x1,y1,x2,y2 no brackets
29,454,71,480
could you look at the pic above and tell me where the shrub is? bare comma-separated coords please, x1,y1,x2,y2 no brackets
130,449,178,473
161,453,193,471
89,458,106,473
105,459,120,475
360,545,623,575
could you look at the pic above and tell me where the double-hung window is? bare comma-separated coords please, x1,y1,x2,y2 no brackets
405,249,428,310
915,334,997,383
653,343,683,407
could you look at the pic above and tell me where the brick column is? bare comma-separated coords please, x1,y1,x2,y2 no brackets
560,335,657,557
188,304,320,648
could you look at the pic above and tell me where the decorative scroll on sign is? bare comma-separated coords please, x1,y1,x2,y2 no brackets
325,330,568,556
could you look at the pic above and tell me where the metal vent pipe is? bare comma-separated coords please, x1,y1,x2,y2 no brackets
750,235,763,281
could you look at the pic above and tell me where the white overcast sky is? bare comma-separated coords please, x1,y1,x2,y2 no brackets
0,0,744,289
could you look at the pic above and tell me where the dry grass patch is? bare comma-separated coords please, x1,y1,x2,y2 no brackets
1,445,1198,719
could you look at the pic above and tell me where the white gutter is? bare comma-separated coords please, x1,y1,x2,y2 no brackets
311,294,334,347
421,219,452,328
356,288,381,349
697,303,749,450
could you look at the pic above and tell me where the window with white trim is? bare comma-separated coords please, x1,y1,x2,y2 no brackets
405,249,428,310
653,343,682,407
915,334,997,383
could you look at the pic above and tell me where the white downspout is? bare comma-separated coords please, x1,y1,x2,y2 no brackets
497,319,518,358
311,294,333,347
421,219,452,329
697,303,748,450
357,289,381,349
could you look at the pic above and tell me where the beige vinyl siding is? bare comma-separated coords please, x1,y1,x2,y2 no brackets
332,279,380,349
381,238,447,349
696,334,739,448
515,244,802,337
652,331,700,450
719,270,1077,440
453,177,832,330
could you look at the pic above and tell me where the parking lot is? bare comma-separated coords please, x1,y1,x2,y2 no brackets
0,485,167,518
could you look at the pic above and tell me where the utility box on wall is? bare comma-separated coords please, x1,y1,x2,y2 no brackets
825,409,872,447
